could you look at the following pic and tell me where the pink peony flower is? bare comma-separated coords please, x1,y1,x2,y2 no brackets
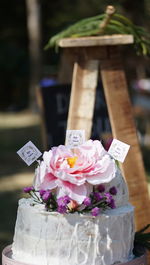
34,140,116,204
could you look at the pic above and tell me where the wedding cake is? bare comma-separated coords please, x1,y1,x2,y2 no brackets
11,139,135,265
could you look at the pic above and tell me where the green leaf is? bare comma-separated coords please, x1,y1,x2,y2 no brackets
45,10,150,57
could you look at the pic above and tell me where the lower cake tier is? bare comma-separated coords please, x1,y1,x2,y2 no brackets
12,198,135,265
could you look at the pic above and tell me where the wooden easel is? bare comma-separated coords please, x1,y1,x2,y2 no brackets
59,34,150,230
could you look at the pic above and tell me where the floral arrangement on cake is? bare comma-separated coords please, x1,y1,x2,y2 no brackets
23,140,118,216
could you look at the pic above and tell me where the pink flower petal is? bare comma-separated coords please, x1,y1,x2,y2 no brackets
87,159,116,185
93,140,106,157
40,172,57,189
43,151,52,166
33,161,47,189
56,170,86,185
56,180,87,204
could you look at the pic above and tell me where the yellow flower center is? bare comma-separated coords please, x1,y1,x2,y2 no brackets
67,156,77,168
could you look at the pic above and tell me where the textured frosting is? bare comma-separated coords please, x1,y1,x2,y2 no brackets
12,198,134,265
102,168,129,208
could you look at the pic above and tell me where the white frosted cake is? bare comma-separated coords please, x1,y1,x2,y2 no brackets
12,140,135,265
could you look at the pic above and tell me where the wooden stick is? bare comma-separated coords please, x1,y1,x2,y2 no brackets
99,5,116,33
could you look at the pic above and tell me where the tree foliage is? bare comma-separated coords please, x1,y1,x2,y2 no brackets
0,0,150,109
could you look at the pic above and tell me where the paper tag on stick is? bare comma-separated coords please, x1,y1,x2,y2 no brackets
66,130,85,148
108,139,130,163
17,141,42,166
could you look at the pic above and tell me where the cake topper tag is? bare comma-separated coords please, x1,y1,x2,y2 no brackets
108,139,130,163
65,130,85,148
17,141,42,166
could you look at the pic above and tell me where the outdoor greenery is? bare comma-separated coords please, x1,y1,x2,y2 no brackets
46,10,150,56
0,0,150,110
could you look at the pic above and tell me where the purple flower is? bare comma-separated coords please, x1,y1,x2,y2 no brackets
23,186,34,193
98,184,105,193
39,189,46,197
109,186,117,195
83,197,91,206
57,205,67,214
109,198,116,209
42,190,51,202
91,207,100,217
104,192,113,203
57,196,70,207
93,192,103,202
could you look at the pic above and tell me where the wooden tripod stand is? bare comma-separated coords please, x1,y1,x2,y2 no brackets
59,34,150,230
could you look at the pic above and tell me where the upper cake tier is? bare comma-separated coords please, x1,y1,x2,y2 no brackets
99,167,128,208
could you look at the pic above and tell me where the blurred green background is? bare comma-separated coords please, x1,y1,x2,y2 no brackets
1,0,150,260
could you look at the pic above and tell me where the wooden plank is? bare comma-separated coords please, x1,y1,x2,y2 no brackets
66,58,99,141
65,46,108,61
100,46,150,230
58,49,74,84
59,34,134,48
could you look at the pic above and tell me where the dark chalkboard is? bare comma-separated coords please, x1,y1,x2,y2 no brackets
40,81,111,149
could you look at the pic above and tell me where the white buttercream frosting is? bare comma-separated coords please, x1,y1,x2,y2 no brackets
12,198,134,265
101,167,129,207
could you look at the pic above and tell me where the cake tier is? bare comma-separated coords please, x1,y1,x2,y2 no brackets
102,168,129,208
12,199,134,265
